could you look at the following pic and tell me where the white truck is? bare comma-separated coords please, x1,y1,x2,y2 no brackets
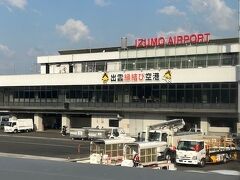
4,119,34,133
144,119,204,161
176,138,238,167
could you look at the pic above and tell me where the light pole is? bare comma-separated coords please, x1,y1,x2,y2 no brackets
238,0,240,65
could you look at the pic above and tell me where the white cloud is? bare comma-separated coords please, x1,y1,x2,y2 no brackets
56,19,91,43
158,27,192,37
126,33,136,42
27,47,46,57
94,0,110,7
0,0,27,9
189,0,236,31
0,44,14,57
157,6,185,16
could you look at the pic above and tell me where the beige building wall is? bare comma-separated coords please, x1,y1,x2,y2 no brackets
125,113,167,136
91,115,118,129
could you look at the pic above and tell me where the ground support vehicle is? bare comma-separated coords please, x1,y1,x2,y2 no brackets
4,118,33,133
121,141,176,170
90,137,135,165
144,119,205,161
70,127,127,140
176,137,238,167
70,127,89,140
88,128,110,140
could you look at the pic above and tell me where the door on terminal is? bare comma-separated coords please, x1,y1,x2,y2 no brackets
209,117,237,133
43,114,61,130
70,115,91,128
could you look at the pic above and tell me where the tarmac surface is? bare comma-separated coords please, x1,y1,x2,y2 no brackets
0,129,239,172
0,129,90,160
0,129,71,139
0,156,239,180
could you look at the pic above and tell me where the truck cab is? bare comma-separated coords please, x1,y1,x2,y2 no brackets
176,139,206,167
148,129,170,143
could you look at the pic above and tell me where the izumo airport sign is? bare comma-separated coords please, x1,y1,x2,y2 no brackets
135,32,210,48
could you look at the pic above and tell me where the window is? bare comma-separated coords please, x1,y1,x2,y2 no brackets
222,53,233,66
169,56,181,69
136,58,146,70
121,60,127,70
126,60,135,70
195,55,206,68
146,58,155,70
46,64,49,74
96,61,106,72
177,141,203,151
109,119,119,127
158,57,167,69
208,54,219,66
69,64,73,73
83,62,95,72
182,56,194,68
161,133,168,142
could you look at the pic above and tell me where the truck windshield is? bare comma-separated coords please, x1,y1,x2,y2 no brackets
5,122,12,127
148,132,160,141
177,141,202,151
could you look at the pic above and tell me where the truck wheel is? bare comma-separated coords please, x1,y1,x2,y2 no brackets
223,156,227,164
164,150,172,161
199,159,206,167
14,129,18,133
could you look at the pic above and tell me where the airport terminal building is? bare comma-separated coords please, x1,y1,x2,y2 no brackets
0,33,240,136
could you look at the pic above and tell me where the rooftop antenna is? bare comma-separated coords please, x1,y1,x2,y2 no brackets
121,37,128,49
88,38,92,53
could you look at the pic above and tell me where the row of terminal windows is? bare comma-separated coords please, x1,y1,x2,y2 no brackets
3,83,237,104
45,53,238,74
121,53,238,70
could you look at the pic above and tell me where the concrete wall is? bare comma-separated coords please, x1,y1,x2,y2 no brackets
37,43,239,64
34,114,44,131
0,67,236,87
91,115,118,129
126,113,166,136
200,117,209,135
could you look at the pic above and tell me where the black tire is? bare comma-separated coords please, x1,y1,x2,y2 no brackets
165,150,175,163
165,152,171,161
223,155,227,164
198,158,206,167
14,129,18,133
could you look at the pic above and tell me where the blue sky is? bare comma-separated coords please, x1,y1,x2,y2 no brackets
0,0,238,74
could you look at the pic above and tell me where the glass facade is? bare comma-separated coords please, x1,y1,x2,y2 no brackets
0,82,237,110
52,53,238,74
120,53,238,72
